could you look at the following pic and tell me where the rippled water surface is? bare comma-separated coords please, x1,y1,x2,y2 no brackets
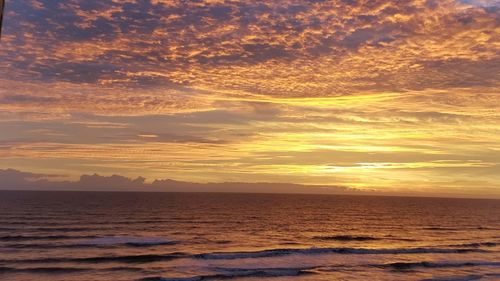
1,191,499,280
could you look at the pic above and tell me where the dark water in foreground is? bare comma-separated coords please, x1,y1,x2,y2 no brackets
0,191,499,281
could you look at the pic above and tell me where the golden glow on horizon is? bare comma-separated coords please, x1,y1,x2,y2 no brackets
0,0,499,196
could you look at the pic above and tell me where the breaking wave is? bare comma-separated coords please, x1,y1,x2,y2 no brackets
138,267,316,281
377,261,500,270
193,247,484,260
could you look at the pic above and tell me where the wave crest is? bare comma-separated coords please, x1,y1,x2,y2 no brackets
194,247,483,260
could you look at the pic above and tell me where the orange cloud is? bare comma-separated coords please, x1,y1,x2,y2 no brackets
0,0,498,196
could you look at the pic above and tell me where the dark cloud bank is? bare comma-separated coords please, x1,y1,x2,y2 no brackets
0,169,365,195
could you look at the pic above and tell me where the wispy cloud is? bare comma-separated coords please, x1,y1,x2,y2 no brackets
0,0,498,196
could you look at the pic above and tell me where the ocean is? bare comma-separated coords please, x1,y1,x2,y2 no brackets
0,191,499,281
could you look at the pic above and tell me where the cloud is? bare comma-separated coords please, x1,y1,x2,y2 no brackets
1,0,498,96
78,173,146,189
0,169,59,187
0,168,361,195
2,168,498,198
0,0,498,197
460,0,500,8
1,0,498,117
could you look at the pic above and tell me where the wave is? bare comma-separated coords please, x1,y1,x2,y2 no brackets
476,226,500,230
0,266,146,274
46,227,98,232
78,236,177,247
138,267,316,281
0,234,98,241
2,243,89,249
3,246,487,265
420,274,483,281
0,226,98,232
0,266,89,273
193,247,484,260
3,252,187,264
313,235,379,241
377,261,500,271
423,227,460,231
448,242,497,248
1,236,176,249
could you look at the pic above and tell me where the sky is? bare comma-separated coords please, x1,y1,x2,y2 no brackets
0,0,499,197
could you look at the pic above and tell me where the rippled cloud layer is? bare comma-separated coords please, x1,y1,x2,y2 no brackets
0,0,499,196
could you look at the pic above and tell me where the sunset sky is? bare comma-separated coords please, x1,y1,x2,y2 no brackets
0,0,499,197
